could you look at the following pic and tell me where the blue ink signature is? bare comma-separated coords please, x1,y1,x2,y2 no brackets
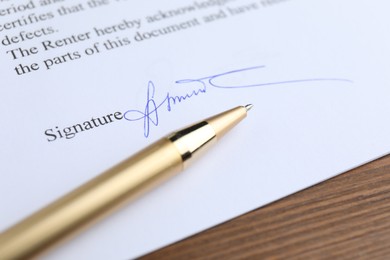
123,65,352,137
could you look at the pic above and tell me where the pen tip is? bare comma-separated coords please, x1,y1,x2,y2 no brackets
244,104,254,112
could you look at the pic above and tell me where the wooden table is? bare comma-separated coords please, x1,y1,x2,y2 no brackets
142,155,390,259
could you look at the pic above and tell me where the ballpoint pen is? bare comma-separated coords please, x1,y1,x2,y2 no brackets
0,104,252,259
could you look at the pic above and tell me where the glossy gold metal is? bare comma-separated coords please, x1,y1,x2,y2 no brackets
206,105,250,139
0,105,251,259
169,121,217,168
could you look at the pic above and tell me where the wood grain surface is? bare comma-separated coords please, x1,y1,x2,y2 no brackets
141,155,390,259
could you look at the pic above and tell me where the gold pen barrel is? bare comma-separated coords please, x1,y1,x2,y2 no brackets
0,138,182,259
0,105,250,259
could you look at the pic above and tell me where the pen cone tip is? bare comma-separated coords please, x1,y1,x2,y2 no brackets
245,104,254,112
206,105,249,139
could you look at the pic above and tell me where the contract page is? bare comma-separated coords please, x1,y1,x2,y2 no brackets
1,0,389,259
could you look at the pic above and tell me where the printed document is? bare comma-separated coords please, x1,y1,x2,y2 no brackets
1,0,389,258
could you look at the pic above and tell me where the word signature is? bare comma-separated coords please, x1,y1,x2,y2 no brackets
123,65,352,137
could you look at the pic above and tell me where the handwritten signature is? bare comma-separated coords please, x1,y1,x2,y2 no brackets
123,65,352,137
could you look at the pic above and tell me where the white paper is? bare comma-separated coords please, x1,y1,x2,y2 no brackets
1,0,389,259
